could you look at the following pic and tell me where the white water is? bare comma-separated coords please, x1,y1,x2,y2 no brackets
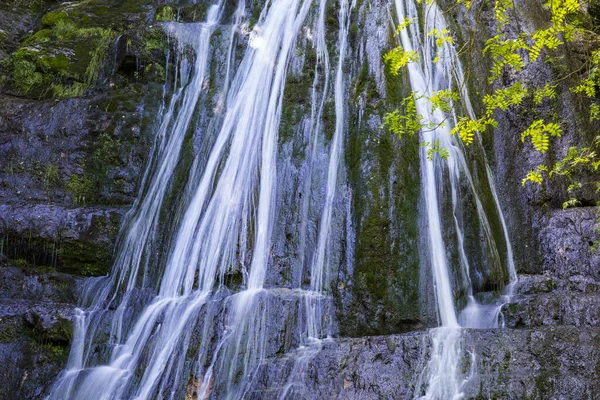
47,0,361,395
391,0,517,398
47,9,224,398
279,0,353,395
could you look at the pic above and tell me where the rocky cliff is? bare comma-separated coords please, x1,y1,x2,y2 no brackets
0,0,599,399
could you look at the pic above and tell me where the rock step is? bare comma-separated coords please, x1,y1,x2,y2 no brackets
504,291,600,328
245,327,600,400
0,265,82,304
515,274,600,295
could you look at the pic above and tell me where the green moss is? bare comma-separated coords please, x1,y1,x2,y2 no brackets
248,0,263,30
40,163,60,195
54,240,112,276
0,320,19,344
349,22,358,46
23,29,52,45
143,62,166,83
41,11,69,27
66,174,94,205
180,3,210,22
39,54,70,72
143,28,167,58
322,101,336,142
52,82,87,98
4,231,114,276
279,69,313,143
9,56,44,94
14,259,29,268
340,99,422,336
41,343,68,363
5,6,117,98
154,5,176,22
534,368,558,397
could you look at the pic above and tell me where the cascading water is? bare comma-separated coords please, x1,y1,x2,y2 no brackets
278,0,354,396
392,0,517,398
45,0,519,398
48,0,350,398
47,7,226,399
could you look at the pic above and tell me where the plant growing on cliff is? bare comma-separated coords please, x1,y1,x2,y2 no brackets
384,0,600,245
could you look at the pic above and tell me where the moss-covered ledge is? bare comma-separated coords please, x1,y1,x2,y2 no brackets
0,203,124,276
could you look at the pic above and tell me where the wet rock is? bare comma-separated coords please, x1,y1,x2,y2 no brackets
247,327,600,399
0,267,77,400
335,0,426,337
505,293,600,328
0,265,82,303
0,203,124,276
515,273,600,295
0,0,52,62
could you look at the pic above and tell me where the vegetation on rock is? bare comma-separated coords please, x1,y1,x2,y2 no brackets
384,0,600,246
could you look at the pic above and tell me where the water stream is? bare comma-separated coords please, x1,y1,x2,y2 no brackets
392,0,517,398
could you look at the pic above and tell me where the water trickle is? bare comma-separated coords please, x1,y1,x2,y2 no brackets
279,0,353,395
392,0,517,398
47,6,228,399
49,0,337,397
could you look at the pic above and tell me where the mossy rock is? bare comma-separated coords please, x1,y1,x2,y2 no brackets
180,3,211,22
2,0,170,99
40,11,69,27
5,17,116,98
154,5,177,22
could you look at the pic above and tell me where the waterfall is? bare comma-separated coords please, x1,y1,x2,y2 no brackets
47,0,347,397
279,0,354,396
47,6,226,399
391,0,517,398
44,0,519,398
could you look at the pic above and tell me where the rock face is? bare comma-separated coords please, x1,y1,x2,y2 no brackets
247,327,600,399
0,1,167,398
0,263,82,399
0,0,599,399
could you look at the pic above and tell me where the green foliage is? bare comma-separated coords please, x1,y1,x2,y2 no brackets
382,0,600,236
452,116,493,145
483,83,529,114
562,197,582,208
429,89,459,113
428,28,454,63
521,120,562,153
383,46,419,75
522,169,545,186
483,34,528,82
396,17,414,34
456,0,600,200
422,140,450,160
494,0,515,30
533,84,558,104
451,82,529,143
383,95,423,138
